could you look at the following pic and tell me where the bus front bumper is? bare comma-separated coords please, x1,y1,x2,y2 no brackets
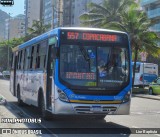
54,98,131,115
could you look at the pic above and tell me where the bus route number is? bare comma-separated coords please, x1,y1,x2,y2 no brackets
67,32,79,40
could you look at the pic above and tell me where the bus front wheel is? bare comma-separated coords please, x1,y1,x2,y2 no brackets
39,93,52,120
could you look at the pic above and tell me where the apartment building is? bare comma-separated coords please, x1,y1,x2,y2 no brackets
5,14,25,39
141,0,160,46
63,0,102,27
42,0,63,29
24,0,42,34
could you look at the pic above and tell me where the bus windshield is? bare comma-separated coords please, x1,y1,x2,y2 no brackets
59,43,130,90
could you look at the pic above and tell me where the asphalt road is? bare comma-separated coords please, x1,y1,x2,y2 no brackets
0,79,160,137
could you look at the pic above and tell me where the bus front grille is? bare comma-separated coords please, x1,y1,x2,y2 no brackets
74,106,117,114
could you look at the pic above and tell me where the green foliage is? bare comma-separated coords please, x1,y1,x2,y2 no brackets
27,20,51,40
0,38,23,70
80,0,134,28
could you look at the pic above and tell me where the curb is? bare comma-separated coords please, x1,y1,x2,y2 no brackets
132,94,160,101
0,95,7,105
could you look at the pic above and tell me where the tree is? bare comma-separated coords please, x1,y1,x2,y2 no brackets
80,0,134,28
80,0,160,86
27,20,51,39
107,4,160,86
0,38,23,70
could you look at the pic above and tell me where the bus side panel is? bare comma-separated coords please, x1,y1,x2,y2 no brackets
29,71,45,107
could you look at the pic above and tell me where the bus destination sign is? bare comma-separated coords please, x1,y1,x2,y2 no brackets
67,31,120,42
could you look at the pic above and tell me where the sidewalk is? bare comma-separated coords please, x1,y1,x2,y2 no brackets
132,87,160,101
0,94,39,137
133,94,160,101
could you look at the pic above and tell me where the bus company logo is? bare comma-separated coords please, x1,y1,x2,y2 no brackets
0,0,14,6
94,100,100,103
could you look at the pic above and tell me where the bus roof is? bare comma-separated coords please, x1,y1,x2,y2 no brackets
15,27,128,51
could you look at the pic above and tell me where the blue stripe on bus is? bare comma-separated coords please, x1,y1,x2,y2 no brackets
19,28,59,50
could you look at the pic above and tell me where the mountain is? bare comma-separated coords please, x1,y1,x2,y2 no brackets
0,10,10,41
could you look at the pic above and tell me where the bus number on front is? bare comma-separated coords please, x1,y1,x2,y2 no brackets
67,32,79,40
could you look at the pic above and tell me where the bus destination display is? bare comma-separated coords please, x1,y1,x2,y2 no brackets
66,31,120,42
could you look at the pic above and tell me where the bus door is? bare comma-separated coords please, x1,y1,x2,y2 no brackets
46,44,55,110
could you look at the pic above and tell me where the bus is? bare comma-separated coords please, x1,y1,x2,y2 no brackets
10,27,132,119
132,62,158,87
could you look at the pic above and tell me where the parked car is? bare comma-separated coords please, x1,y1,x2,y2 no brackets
2,71,10,79
148,77,160,95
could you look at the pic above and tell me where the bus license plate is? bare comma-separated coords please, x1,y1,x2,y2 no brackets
91,106,102,112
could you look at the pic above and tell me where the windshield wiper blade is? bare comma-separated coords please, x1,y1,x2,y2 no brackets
79,46,91,70
79,46,90,61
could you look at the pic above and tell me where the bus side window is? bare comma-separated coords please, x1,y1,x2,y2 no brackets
23,49,26,70
17,52,20,70
24,47,30,70
38,40,47,70
32,45,37,69
19,51,22,70
30,46,34,69
27,47,31,70
21,50,25,70
36,44,40,69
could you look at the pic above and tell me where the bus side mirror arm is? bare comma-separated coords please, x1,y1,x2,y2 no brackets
52,47,59,59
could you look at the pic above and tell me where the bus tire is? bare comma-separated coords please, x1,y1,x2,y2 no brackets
39,93,52,120
17,86,24,106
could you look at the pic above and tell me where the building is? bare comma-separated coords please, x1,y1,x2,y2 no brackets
24,0,42,34
43,0,53,27
5,14,25,40
0,10,10,41
42,0,63,29
141,0,160,46
42,0,101,28
63,0,102,27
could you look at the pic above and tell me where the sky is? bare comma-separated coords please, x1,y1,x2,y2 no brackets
0,0,24,17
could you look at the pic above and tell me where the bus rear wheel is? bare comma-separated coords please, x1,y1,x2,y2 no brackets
17,86,24,106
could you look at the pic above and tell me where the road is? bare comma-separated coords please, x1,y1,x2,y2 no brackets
0,79,160,137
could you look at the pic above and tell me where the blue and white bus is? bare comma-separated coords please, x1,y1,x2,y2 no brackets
10,27,132,119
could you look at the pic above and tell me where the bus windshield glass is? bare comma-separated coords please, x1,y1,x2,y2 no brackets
59,44,129,90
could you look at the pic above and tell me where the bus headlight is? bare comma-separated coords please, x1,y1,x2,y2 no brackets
58,90,69,102
122,91,131,103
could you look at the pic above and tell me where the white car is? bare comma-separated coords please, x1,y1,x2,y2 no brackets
2,71,10,79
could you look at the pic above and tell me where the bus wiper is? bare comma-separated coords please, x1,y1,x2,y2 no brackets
79,46,91,70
